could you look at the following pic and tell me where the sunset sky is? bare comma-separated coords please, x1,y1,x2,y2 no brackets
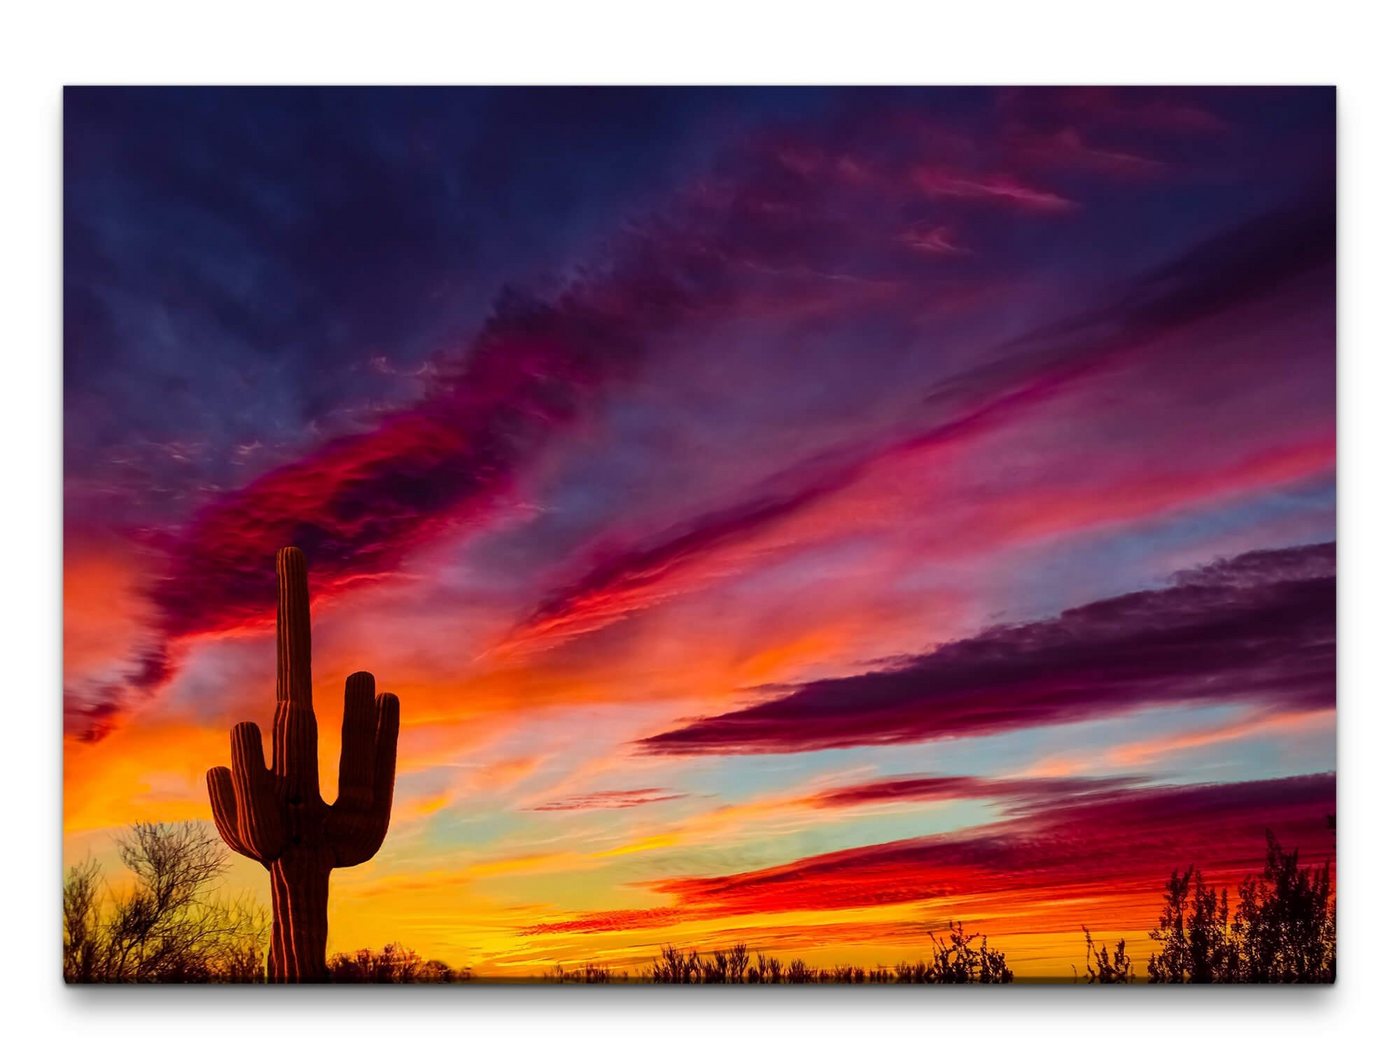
63,86,1335,979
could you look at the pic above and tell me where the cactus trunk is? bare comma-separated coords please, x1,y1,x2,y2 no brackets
206,547,400,984
268,852,331,983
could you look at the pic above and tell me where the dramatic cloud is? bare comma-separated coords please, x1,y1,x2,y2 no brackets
524,773,1334,933
73,96,1106,738
503,190,1334,653
521,908,687,936
62,691,123,744
642,542,1334,756
911,166,1077,211
530,788,686,812
68,288,650,737
61,644,172,741
501,405,1039,651
1004,126,1163,177
802,773,1147,811
999,181,1333,370
167,99,1282,647
1000,86,1232,137
147,288,650,643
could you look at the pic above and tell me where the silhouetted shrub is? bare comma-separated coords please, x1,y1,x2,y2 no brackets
927,922,1014,983
650,944,703,983
1146,867,1233,982
551,961,626,983
749,954,784,983
697,942,751,983
327,942,471,983
646,926,1013,984
784,957,817,983
1079,927,1135,983
1232,832,1335,983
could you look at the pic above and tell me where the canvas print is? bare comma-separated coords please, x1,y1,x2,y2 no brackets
62,87,1336,984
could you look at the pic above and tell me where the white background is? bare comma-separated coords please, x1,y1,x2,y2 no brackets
3,1,1395,1058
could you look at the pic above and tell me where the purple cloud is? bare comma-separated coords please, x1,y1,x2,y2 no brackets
805,773,1148,810
641,542,1335,756
504,190,1334,653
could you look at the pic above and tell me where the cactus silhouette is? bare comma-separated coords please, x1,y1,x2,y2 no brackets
205,547,400,982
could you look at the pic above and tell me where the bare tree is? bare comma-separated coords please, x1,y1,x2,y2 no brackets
64,821,269,983
62,859,103,983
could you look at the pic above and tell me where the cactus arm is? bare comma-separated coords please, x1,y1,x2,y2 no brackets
373,692,400,812
336,671,378,806
325,671,379,865
367,691,400,847
206,766,258,861
230,721,285,860
329,691,399,868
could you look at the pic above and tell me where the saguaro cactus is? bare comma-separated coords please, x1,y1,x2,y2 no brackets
206,546,400,983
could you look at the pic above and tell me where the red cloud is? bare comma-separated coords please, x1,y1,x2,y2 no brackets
522,908,687,936
521,773,1334,934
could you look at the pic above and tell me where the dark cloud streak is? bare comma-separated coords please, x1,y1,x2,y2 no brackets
530,788,686,812
804,773,1149,811
641,542,1335,756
